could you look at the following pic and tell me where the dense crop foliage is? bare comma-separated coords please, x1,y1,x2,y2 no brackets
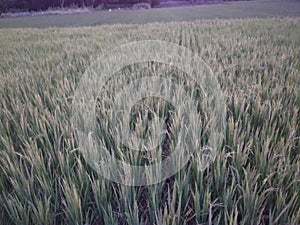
0,18,299,224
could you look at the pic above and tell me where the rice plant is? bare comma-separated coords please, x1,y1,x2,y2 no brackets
0,18,299,224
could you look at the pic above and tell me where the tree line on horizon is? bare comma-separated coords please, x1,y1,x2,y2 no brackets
0,0,242,14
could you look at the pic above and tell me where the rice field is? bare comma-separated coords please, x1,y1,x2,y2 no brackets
0,18,299,224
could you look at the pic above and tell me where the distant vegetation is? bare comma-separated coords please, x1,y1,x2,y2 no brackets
0,0,155,12
0,0,247,13
1,0,300,28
